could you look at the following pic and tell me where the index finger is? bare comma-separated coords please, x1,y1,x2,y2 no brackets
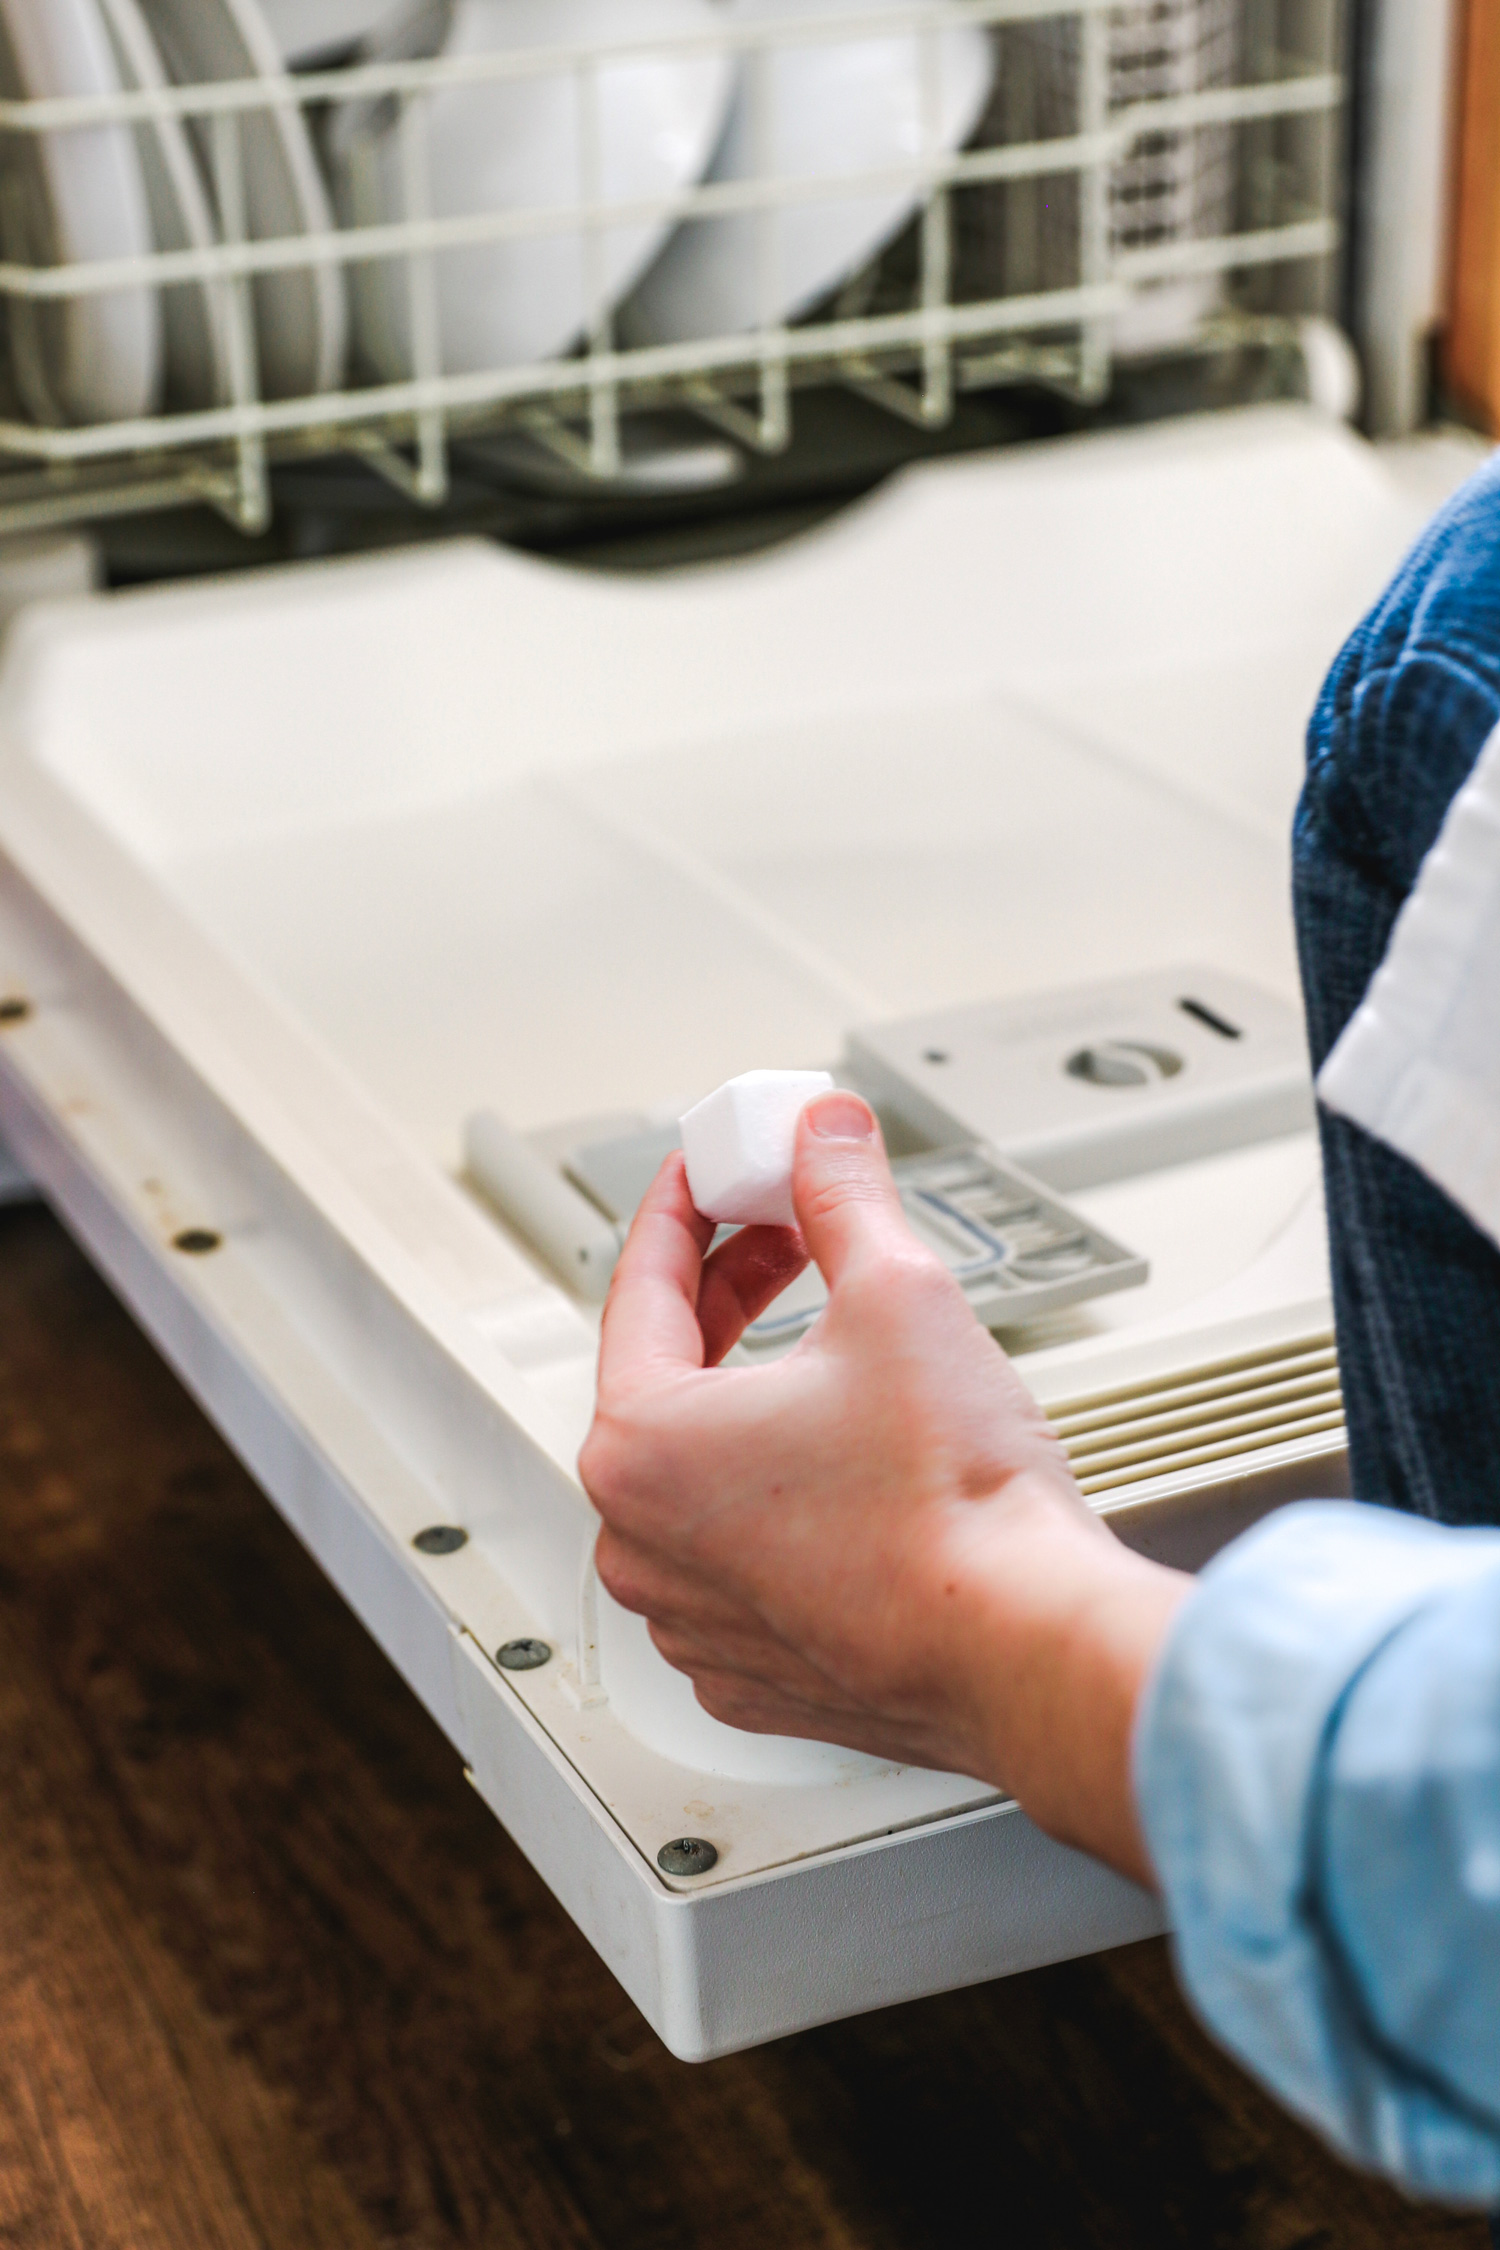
597,1152,716,1393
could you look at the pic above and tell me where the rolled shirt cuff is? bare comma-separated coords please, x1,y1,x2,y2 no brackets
1134,1501,1500,2198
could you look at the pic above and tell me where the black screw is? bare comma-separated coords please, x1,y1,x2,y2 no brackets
0,996,30,1025
172,1228,222,1255
497,1637,551,1671
412,1524,468,1556
657,1837,718,1878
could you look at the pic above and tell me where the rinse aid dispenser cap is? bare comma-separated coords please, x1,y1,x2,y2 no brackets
679,1069,836,1227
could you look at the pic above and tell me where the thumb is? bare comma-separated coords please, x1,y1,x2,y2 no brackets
791,1091,915,1289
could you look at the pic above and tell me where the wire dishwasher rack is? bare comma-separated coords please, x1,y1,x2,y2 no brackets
0,0,1344,539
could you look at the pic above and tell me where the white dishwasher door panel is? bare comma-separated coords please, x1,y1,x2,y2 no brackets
0,404,1442,2057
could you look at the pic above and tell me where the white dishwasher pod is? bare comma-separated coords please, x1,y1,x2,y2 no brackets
680,1068,835,1225
0,406,1436,2057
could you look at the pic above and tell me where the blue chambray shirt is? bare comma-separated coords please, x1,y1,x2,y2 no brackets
1136,1501,1500,2202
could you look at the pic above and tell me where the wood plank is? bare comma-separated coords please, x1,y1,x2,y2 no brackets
1446,0,1500,428
0,1200,1487,2250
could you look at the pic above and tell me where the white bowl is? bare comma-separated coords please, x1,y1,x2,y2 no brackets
623,0,995,344
336,0,735,378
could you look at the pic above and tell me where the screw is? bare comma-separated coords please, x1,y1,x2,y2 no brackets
497,1637,551,1671
657,1837,718,1878
172,1228,222,1255
923,1048,950,1066
0,996,30,1025
412,1524,468,1556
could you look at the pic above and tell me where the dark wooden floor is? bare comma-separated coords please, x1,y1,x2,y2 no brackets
0,1199,1485,2250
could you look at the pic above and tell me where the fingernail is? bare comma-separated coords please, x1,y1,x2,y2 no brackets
806,1092,876,1142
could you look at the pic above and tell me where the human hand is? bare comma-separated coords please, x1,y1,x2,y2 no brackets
578,1092,1189,1883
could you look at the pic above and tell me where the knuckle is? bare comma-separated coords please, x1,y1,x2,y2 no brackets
693,1672,757,1730
876,1241,951,1296
847,1241,960,1323
576,1426,611,1503
593,1529,647,1611
647,1621,702,1674
577,1441,629,1522
695,1675,800,1740
578,1399,668,1516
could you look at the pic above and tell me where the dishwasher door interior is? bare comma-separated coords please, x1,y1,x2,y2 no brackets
0,401,1444,2058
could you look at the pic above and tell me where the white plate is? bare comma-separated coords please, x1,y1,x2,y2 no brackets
139,0,347,397
0,0,161,424
334,0,734,377
623,0,995,344
95,0,236,408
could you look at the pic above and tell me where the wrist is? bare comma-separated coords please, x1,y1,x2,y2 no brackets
936,1479,1192,1884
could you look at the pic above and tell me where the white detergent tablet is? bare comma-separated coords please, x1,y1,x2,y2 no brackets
679,1068,835,1227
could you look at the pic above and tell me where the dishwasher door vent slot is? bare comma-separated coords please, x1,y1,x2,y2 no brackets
1049,1334,1344,1496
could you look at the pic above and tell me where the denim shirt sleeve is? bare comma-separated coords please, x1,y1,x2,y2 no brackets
1135,1501,1500,2202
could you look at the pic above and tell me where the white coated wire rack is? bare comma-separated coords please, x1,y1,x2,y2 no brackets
0,0,1345,537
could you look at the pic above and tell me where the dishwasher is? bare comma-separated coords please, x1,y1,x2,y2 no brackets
0,0,1471,2058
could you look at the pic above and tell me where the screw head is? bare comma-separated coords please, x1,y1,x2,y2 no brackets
0,995,30,1025
657,1837,718,1878
412,1524,468,1556
497,1637,551,1672
172,1228,222,1255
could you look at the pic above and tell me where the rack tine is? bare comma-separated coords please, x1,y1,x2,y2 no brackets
577,52,620,480
209,108,268,534
398,81,449,505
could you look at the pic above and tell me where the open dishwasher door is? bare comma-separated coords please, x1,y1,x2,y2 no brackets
0,404,1446,2059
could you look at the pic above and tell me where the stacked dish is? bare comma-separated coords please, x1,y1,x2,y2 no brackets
623,0,995,345
0,0,996,426
335,0,996,377
0,0,346,422
333,0,737,380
